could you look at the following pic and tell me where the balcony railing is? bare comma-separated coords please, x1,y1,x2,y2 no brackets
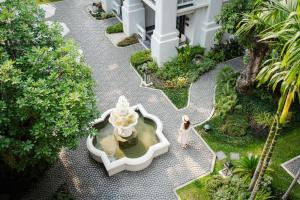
112,0,121,16
177,0,194,9
137,24,146,41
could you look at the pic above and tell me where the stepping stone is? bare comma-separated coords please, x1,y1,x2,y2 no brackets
216,151,227,160
230,152,240,160
39,4,56,19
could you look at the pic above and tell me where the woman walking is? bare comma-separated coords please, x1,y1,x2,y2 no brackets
177,115,191,149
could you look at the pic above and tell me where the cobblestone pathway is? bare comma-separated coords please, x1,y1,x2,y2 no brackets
25,0,244,199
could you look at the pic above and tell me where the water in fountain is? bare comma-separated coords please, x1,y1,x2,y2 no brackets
93,112,159,161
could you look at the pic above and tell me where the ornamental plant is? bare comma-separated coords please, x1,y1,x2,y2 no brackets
0,0,98,172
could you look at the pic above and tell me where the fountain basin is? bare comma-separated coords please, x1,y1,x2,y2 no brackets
87,104,170,176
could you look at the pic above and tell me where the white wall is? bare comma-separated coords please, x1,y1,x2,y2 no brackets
144,3,155,28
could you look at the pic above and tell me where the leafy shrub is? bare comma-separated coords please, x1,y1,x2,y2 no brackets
147,61,158,73
117,35,139,47
177,44,192,67
0,0,98,172
188,57,217,82
216,82,239,117
190,45,205,58
89,7,114,20
217,66,239,85
213,176,250,200
255,190,273,200
164,77,188,89
216,67,240,117
155,59,184,80
206,175,225,198
130,50,152,67
207,50,226,63
219,113,248,136
250,112,274,137
234,155,259,182
207,39,244,63
106,22,123,34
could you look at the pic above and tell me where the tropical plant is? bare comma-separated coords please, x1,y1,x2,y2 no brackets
215,0,256,43
247,0,300,199
0,0,98,172
234,155,260,182
234,0,270,93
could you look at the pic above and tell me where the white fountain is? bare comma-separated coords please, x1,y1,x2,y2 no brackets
86,95,170,176
109,96,138,137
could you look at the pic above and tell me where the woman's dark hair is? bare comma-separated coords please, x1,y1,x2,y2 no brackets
184,121,190,130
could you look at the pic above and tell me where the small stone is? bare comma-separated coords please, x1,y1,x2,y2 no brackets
216,151,227,160
230,152,240,160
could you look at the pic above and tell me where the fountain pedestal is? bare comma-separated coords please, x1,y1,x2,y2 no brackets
114,129,138,148
109,96,139,147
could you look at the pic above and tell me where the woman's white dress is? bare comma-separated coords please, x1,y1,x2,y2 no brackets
177,124,191,146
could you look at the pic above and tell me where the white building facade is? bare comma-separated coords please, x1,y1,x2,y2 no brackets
101,0,227,66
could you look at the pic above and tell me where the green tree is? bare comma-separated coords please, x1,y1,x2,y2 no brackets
246,0,300,199
0,0,98,172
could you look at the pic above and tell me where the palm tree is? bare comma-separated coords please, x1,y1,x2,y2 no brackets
246,0,300,199
282,168,300,200
235,0,269,93
234,155,260,183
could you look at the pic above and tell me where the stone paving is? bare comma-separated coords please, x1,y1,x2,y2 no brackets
24,1,244,199
282,155,300,184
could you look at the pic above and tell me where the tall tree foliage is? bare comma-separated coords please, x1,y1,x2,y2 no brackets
0,0,98,172
245,0,300,199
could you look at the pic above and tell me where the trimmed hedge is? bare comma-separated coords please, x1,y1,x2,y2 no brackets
106,22,123,34
130,50,152,67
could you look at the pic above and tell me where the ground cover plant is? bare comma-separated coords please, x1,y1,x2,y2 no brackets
106,22,123,34
130,41,243,109
89,2,114,20
176,67,300,199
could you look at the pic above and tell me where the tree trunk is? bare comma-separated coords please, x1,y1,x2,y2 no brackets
282,168,300,200
236,43,268,94
249,115,280,200
249,115,278,191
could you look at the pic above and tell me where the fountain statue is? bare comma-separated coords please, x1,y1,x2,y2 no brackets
109,96,139,147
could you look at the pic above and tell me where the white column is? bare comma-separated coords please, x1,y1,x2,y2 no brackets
122,0,145,36
151,0,179,67
201,0,223,48
101,0,113,12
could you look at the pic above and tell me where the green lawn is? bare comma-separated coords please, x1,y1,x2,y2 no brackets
176,67,300,199
177,125,300,200
162,87,189,109
269,124,300,199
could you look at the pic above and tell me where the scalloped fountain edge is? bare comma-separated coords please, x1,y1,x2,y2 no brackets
87,104,170,176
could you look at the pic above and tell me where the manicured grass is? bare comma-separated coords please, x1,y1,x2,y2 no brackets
162,87,189,109
177,124,300,200
176,67,300,199
269,124,300,199
177,176,211,200
106,22,123,34
36,0,61,4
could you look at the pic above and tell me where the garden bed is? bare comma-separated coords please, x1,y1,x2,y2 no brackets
176,67,300,200
89,2,114,20
130,40,244,109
